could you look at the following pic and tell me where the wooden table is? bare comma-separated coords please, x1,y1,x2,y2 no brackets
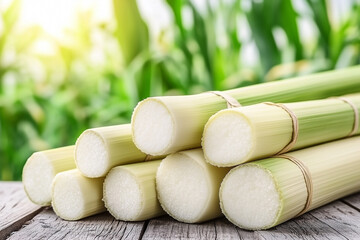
1,182,360,240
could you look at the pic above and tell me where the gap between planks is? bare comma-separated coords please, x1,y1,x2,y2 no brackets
342,192,360,213
141,193,360,240
0,182,42,240
1,182,360,240
7,209,146,240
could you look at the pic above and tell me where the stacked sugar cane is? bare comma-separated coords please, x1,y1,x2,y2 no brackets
22,66,360,230
24,124,164,221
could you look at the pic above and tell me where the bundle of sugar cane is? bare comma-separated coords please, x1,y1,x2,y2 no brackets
51,169,105,220
202,94,360,167
75,124,161,178
23,146,76,206
220,136,360,230
156,149,230,223
132,66,360,156
103,160,165,221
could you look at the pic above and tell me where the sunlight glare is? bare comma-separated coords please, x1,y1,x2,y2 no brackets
20,0,112,39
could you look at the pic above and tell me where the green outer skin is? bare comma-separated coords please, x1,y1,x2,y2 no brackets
156,149,231,223
133,66,360,155
220,136,360,230
75,124,163,178
203,104,291,167
132,95,228,156
288,94,360,148
204,94,360,167
103,160,165,221
219,160,306,230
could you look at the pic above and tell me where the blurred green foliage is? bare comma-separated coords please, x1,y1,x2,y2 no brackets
0,0,359,180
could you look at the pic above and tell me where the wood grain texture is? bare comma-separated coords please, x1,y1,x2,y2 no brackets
0,182,42,240
1,182,360,240
142,216,265,240
342,192,360,212
7,209,146,240
142,199,360,240
142,216,217,240
255,200,360,240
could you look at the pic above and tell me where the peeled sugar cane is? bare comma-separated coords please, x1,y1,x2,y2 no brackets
203,94,360,167
103,160,164,221
75,124,161,178
132,66,360,156
52,169,105,220
220,136,360,230
156,149,230,223
23,146,76,206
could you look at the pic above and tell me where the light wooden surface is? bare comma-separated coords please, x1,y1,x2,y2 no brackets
1,182,360,240
0,182,42,239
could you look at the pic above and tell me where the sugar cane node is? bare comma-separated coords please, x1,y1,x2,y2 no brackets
335,97,359,136
209,91,242,108
264,102,299,154
276,154,313,216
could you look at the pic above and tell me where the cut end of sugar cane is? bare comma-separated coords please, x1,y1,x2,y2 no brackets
103,160,164,221
23,153,57,206
52,171,85,220
156,153,209,223
132,67,360,156
202,109,254,167
104,168,143,221
156,149,228,223
75,130,110,177
220,164,281,230
22,146,76,206
220,137,360,230
203,94,360,167
52,170,105,221
75,124,154,178
132,98,175,156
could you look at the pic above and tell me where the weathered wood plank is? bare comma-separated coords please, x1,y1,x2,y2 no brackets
0,182,42,240
143,199,360,240
213,218,258,240
142,216,217,240
1,182,359,240
7,209,145,240
254,200,360,240
142,215,258,240
342,192,360,212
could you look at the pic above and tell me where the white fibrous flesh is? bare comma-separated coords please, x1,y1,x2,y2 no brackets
76,131,109,177
52,172,84,220
156,154,209,223
203,111,253,166
104,168,142,221
132,99,174,155
23,153,55,205
220,165,280,230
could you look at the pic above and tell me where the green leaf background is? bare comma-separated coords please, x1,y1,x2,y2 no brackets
0,0,359,180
